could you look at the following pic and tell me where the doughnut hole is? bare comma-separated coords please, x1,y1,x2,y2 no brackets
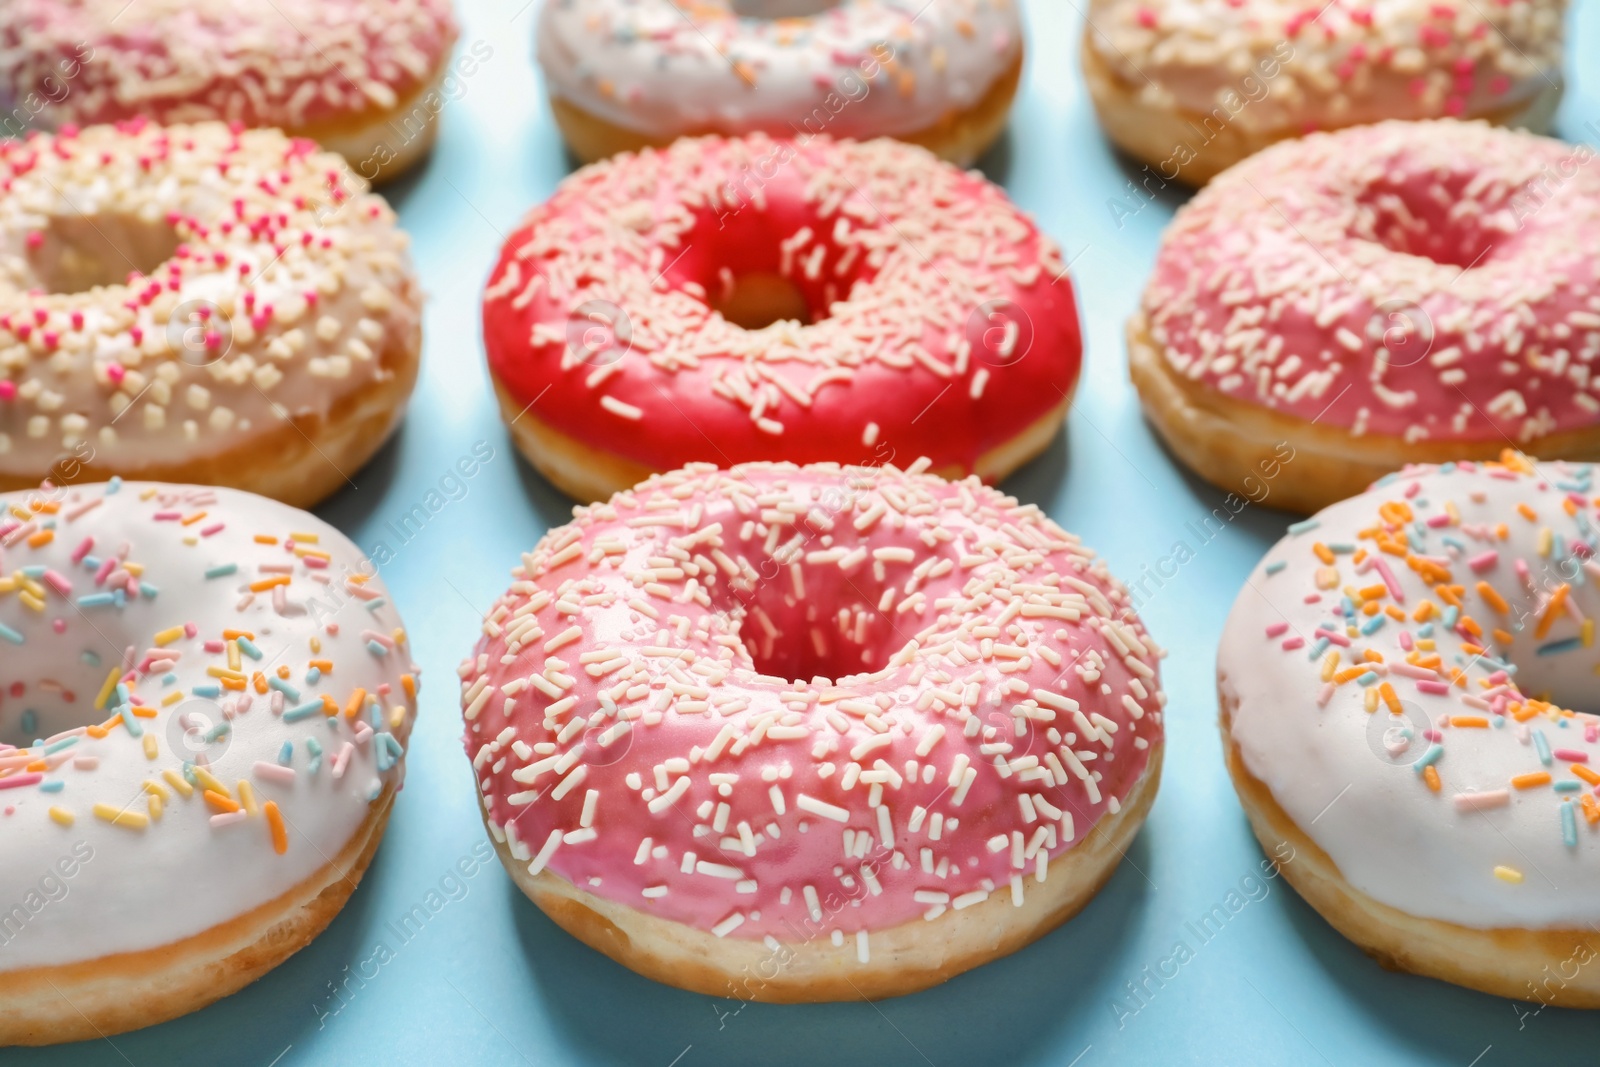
667,197,873,331
719,537,910,686
1349,170,1510,269
0,679,90,747
1494,557,1600,715
27,212,181,294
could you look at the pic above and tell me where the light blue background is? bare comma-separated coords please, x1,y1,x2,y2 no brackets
16,2,1600,1063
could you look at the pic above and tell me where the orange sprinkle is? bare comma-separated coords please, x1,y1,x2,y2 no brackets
1313,542,1335,565
1362,649,1384,663
180,511,207,526
27,529,53,548
254,535,278,544
401,674,416,700
252,672,268,694
131,706,157,719
264,801,288,854
1385,605,1406,621
1583,795,1600,825
1379,682,1401,715
1511,772,1552,790
1517,503,1538,522
321,694,339,717
86,725,107,739
1413,601,1436,623
345,688,368,719
1572,765,1600,787
203,789,241,813
1475,582,1509,614
249,576,291,593
222,629,256,641
1492,629,1515,646
1450,716,1490,728
1535,584,1571,640
1422,765,1441,793
309,659,334,672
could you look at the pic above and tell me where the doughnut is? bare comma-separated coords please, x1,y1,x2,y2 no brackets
1082,0,1565,185
484,133,1082,504
0,0,460,183
0,120,423,510
1219,452,1600,1005
536,0,1023,168
1129,119,1600,515
0,478,420,1044
458,459,1165,1000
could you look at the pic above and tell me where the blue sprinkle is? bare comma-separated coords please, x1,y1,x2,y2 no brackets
1360,614,1386,636
0,621,22,644
1442,605,1460,629
204,721,230,743
81,650,101,666
1492,715,1506,729
139,582,159,599
365,597,387,612
106,476,121,494
20,565,45,578
375,732,398,771
1554,780,1582,794
1308,636,1330,661
307,737,324,776
1439,462,1458,474
1374,472,1400,487
1561,801,1578,848
183,762,199,786
1413,743,1444,773
1419,622,1436,638
81,554,100,570
42,736,78,755
118,703,142,738
283,700,325,723
39,779,63,793
366,780,383,802
1533,730,1553,767
1264,560,1287,576
305,666,322,685
75,592,115,608
236,636,263,660
366,640,387,657
1538,638,1584,657
1357,671,1380,687
194,683,223,698
204,563,238,580
1327,542,1356,554
20,709,36,734
277,741,294,766
161,672,178,686
267,676,301,703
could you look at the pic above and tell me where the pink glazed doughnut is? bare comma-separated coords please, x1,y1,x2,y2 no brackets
1130,119,1600,514
0,0,460,182
458,460,1165,1001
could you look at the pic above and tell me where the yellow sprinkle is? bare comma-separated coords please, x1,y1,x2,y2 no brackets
393,628,407,647
92,802,149,830
48,806,74,827
153,626,184,647
18,590,45,612
93,668,121,710
1364,687,1379,714
205,666,245,682
290,531,320,543
190,766,228,796
143,779,170,800
142,733,158,760
389,705,406,729
227,640,241,672
1494,866,1524,884
1584,619,1594,648
237,780,259,817
162,768,195,798
148,794,163,822
161,690,184,707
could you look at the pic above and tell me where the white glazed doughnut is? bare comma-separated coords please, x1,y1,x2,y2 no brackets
1220,452,1600,1005
1082,0,1566,184
536,0,1025,166
0,121,422,509
0,479,420,1045
0,0,461,182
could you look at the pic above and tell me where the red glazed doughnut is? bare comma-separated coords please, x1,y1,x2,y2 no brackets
1129,119,1600,514
458,460,1165,1000
483,134,1083,503
0,0,460,182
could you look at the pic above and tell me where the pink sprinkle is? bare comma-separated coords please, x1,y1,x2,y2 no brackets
1399,631,1414,651
152,510,181,521
1587,724,1599,744
1468,551,1499,572
1453,789,1509,812
1404,481,1422,498
1416,680,1452,695
1282,636,1305,651
1555,749,1590,763
200,523,225,537
0,773,43,790
93,557,115,585
252,761,296,785
1426,513,1452,528
1315,628,1352,647
1373,558,1405,604
0,381,15,401
105,362,126,384
41,569,71,596
1135,6,1157,26
70,536,93,563
1265,622,1289,638
203,639,224,653
1424,729,1443,742
184,622,198,638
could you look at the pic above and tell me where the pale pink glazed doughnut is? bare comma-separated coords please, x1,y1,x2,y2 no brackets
1082,0,1566,185
458,460,1165,1000
0,0,460,182
1130,119,1600,515
483,134,1083,505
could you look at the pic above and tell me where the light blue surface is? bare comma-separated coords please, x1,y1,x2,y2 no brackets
18,2,1600,1064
